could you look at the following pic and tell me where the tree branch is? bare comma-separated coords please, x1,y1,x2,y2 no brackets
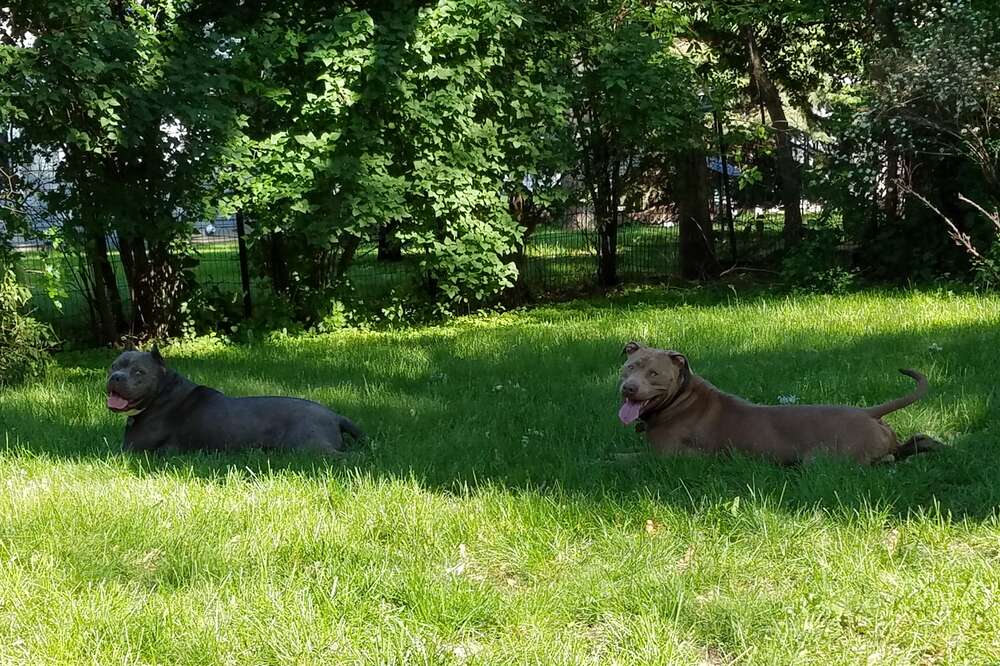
0,165,21,213
958,193,1000,234
904,186,984,261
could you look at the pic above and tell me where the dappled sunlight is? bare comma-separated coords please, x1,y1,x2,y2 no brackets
5,0,998,655
9,293,1000,511
2,289,992,521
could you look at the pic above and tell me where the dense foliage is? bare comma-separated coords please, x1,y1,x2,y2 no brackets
0,257,54,387
215,1,575,316
3,0,999,339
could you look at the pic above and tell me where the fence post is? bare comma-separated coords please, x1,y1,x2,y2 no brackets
235,211,252,318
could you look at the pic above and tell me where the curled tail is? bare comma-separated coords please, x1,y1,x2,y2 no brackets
865,369,928,419
339,416,365,442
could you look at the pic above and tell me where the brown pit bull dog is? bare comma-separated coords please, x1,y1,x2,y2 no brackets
618,342,942,465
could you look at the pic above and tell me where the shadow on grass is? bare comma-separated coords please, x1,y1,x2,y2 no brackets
5,288,1000,520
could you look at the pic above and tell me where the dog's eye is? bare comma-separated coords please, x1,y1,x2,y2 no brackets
134,368,145,376
649,370,658,377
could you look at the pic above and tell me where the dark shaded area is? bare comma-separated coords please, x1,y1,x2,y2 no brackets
676,148,719,279
4,288,999,521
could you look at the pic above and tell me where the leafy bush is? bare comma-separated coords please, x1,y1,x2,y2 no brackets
957,208,1000,290
979,239,1000,289
0,266,56,388
219,1,572,322
177,283,248,339
781,228,859,294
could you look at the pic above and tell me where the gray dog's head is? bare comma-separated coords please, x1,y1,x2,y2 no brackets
106,346,168,415
617,341,690,424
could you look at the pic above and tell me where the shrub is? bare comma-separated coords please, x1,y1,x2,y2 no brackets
0,265,56,388
781,227,859,294
979,240,1000,289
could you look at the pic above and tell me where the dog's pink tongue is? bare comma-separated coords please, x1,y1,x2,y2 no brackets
618,399,643,425
107,393,128,411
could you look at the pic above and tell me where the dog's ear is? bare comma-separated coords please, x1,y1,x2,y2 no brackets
150,344,165,366
622,341,643,356
667,351,690,372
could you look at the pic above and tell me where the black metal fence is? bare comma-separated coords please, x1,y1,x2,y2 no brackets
521,209,681,292
9,218,254,334
9,202,790,336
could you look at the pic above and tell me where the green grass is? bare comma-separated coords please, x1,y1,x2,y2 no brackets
3,287,1000,664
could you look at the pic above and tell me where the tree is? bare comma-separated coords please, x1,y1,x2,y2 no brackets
551,0,700,286
675,146,717,279
214,0,572,316
2,1,239,342
690,0,866,247
874,0,1000,284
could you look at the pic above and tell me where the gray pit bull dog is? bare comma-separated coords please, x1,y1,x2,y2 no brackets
107,346,363,455
618,342,942,465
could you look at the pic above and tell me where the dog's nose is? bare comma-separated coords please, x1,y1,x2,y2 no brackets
109,371,126,385
621,381,638,397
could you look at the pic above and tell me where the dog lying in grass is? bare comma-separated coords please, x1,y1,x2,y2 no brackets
618,341,941,465
106,346,363,456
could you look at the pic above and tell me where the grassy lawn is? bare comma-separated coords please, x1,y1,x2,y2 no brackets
2,287,1000,663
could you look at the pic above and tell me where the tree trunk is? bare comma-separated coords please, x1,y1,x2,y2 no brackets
714,110,737,263
746,25,803,246
86,232,119,344
505,192,544,300
676,148,718,280
117,233,139,332
111,121,191,339
146,239,185,338
94,232,125,329
269,232,289,293
335,235,362,279
595,156,620,288
870,0,901,238
118,232,156,335
119,232,184,339
377,223,403,262
596,218,618,287
882,145,900,226
235,211,253,318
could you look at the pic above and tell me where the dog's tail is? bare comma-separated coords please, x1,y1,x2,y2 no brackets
893,434,944,460
864,369,928,419
338,416,365,442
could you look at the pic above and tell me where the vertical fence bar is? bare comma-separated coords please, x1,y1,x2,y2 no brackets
235,211,253,318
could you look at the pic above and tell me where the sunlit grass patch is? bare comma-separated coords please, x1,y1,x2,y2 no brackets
1,287,999,663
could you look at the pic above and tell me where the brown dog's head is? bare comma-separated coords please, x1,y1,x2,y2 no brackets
106,346,167,415
617,341,690,424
